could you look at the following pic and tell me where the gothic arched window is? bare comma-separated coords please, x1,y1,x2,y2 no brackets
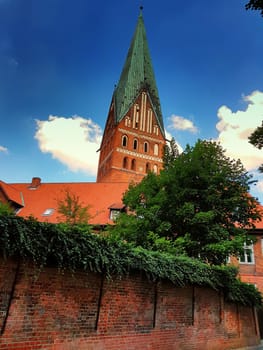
133,139,138,150
146,162,150,173
131,159,136,171
123,157,128,169
122,135,128,147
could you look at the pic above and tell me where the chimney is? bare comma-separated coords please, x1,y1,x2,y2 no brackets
30,177,41,189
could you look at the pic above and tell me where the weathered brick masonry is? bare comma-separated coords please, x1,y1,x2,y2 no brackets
0,258,260,350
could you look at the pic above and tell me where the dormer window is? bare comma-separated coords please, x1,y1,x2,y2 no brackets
42,208,54,216
109,203,125,221
110,209,121,221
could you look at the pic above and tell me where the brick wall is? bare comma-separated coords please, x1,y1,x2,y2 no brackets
0,258,260,350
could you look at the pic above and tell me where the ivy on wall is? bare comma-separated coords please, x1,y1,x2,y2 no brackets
0,214,261,307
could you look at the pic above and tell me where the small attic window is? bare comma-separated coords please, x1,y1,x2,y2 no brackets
109,203,125,221
42,208,54,216
110,209,121,221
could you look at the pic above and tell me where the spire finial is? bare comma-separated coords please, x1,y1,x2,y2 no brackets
139,5,143,15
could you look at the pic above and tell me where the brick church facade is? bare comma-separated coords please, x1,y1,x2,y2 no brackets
96,10,166,183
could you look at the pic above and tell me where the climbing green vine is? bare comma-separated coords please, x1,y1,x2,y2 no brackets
0,213,261,307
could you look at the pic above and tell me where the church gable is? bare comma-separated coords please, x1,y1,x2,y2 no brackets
97,10,166,183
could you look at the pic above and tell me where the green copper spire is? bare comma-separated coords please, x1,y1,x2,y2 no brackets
114,10,164,136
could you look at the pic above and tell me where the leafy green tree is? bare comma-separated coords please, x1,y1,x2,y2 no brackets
246,0,263,17
249,121,263,149
111,140,261,265
57,189,91,225
163,137,179,169
0,202,14,215
249,121,263,172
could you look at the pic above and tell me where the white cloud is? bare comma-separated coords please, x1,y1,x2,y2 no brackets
0,145,8,153
216,90,263,171
35,115,102,176
168,115,198,134
247,170,263,203
165,129,183,153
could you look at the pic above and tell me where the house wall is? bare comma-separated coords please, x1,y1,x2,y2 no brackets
0,258,260,350
231,232,263,294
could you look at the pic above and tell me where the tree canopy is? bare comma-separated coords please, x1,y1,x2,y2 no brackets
110,140,261,265
249,121,263,172
57,188,91,225
246,0,263,17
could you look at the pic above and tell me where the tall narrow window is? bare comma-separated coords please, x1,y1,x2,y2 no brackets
239,243,255,264
134,105,140,129
144,142,149,153
131,159,136,171
146,162,150,173
133,139,138,150
153,164,158,174
123,157,128,169
153,125,159,135
125,116,131,127
122,135,128,147
154,144,159,156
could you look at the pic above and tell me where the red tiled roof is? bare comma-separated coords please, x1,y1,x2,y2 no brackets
2,179,263,229
0,181,24,207
253,204,263,229
8,181,129,225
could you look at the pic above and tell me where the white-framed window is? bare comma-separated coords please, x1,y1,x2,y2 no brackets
110,209,120,221
239,243,255,264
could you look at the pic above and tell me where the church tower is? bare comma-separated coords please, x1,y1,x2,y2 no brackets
97,9,166,183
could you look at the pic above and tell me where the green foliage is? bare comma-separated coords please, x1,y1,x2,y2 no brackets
57,188,91,225
112,140,262,265
163,137,179,169
0,202,14,215
249,121,263,172
0,213,261,307
246,0,263,17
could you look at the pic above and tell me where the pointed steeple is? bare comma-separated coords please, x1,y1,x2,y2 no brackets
114,10,164,136
97,9,166,184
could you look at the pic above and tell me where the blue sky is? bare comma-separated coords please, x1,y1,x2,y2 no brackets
1,0,263,201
